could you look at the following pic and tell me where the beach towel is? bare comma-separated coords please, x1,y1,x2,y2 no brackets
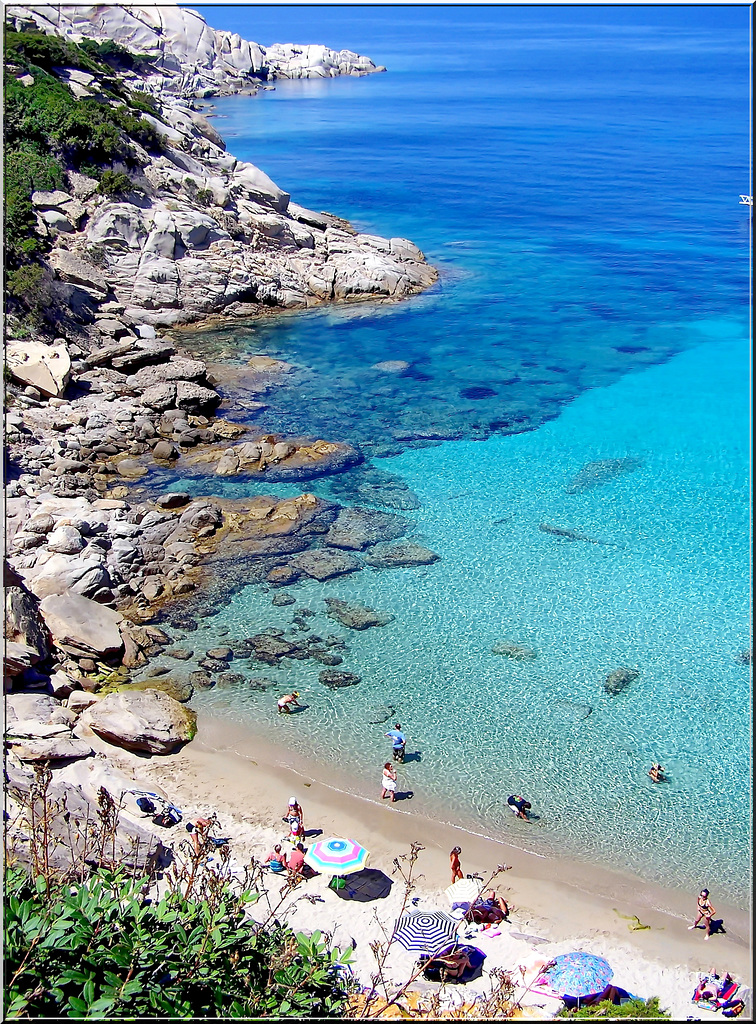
692,974,739,1012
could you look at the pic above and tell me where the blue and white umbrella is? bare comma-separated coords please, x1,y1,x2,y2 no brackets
542,952,613,998
393,910,458,955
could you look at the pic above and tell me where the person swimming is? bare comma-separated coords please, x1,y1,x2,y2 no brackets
648,763,666,782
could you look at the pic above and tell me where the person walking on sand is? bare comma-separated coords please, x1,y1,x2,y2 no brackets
450,846,463,883
381,762,397,803
689,888,717,940
278,691,300,714
385,723,406,762
282,797,304,833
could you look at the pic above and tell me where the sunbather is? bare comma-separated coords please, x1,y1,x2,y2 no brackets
425,948,475,981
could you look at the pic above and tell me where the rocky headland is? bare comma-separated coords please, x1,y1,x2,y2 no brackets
3,6,439,835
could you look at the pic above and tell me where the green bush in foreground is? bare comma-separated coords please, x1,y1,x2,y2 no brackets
557,995,670,1018
4,865,353,1019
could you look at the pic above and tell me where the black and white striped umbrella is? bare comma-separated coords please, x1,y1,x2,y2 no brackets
393,909,458,955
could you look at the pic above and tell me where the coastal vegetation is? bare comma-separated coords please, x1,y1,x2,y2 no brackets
3,24,163,316
4,775,354,1019
556,996,671,1018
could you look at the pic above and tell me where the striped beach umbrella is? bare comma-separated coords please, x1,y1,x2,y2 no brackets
393,910,459,955
444,878,483,905
303,837,369,876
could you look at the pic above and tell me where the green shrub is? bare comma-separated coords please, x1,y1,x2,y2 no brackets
4,866,353,1019
97,170,133,197
4,24,103,75
79,37,155,74
557,995,671,1018
196,187,214,208
5,264,54,323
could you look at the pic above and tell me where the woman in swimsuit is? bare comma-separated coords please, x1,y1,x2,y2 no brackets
689,888,716,939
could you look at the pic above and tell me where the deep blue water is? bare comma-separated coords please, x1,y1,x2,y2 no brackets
172,6,751,902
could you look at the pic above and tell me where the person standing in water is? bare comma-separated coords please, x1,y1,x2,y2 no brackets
449,846,463,883
278,691,300,714
507,795,532,820
385,723,406,762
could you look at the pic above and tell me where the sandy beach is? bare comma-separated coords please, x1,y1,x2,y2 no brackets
81,710,752,1020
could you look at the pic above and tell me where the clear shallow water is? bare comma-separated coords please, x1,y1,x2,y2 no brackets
165,8,750,901
157,328,751,903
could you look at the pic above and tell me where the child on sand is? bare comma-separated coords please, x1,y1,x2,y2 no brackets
450,846,463,883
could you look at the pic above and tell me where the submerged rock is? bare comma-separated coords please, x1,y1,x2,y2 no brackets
324,597,394,630
366,704,395,724
319,669,361,689
364,541,439,568
324,507,409,550
290,549,363,581
735,648,751,665
552,699,593,722
566,457,643,494
492,642,538,661
603,666,640,696
272,593,296,606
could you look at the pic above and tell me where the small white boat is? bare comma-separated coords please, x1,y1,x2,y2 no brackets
739,195,753,206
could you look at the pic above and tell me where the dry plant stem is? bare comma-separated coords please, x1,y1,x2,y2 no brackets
362,841,425,1017
363,858,512,1020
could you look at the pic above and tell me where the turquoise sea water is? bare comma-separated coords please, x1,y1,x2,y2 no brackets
166,7,751,902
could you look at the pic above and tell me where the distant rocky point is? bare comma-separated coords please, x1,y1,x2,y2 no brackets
6,4,386,98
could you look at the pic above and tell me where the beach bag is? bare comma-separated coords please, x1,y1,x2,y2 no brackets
136,796,157,815
153,805,182,827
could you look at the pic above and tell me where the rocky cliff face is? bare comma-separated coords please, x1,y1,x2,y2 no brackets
7,6,436,328
6,3,386,97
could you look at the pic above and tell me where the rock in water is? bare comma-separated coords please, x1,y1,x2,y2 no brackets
79,689,197,753
566,458,643,494
603,667,640,696
735,648,751,665
290,549,363,581
324,597,394,630
552,699,593,722
491,642,538,661
364,542,439,568
324,507,409,550
319,669,361,689
367,704,395,724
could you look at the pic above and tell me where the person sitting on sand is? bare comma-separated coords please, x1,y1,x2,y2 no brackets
425,947,475,981
284,843,311,876
449,846,463,883
507,795,531,820
264,844,286,873
467,891,508,925
648,763,666,782
381,762,397,803
278,691,300,714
